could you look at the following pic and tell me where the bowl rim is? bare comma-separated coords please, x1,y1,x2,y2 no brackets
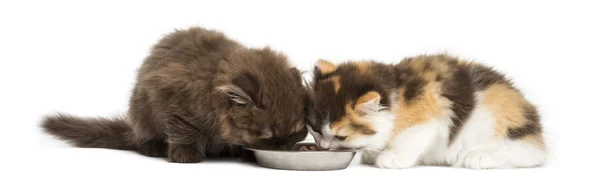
244,147,358,153
244,142,360,153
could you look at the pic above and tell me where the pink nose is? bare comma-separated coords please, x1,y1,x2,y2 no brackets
320,141,331,150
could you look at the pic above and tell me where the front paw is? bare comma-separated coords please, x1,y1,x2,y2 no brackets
360,150,379,165
464,151,498,169
168,144,203,163
375,151,417,169
137,139,168,157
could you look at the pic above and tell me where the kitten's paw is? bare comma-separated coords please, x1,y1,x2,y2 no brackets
375,151,416,169
360,150,379,165
464,151,498,169
168,144,203,163
137,139,168,157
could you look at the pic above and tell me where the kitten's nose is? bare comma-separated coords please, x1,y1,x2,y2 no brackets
320,141,331,150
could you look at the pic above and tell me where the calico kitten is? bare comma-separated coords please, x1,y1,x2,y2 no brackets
42,27,309,163
307,54,546,169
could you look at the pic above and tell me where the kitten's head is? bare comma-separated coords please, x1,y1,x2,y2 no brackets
217,48,308,150
307,60,394,150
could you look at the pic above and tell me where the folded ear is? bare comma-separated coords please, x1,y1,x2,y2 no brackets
218,71,260,105
354,91,384,115
290,67,304,83
315,59,337,75
216,85,252,105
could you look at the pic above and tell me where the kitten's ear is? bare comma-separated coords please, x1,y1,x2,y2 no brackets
217,85,253,105
354,91,384,115
315,59,337,75
290,67,303,83
219,71,259,105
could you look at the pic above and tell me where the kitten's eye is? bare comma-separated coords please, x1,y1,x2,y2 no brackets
226,91,249,107
230,100,248,107
233,102,246,107
334,135,347,141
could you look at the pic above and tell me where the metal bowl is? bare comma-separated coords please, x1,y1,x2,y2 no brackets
245,142,357,171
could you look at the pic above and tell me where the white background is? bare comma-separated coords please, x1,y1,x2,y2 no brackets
1,0,598,179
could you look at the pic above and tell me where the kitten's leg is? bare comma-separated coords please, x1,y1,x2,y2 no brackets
137,138,168,157
165,116,204,163
129,88,169,157
463,136,546,169
361,150,380,165
459,86,546,169
453,107,546,169
376,120,439,169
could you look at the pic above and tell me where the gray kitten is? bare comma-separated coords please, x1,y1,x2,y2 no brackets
42,27,309,163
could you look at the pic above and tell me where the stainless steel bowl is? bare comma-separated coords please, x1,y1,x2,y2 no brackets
245,142,358,171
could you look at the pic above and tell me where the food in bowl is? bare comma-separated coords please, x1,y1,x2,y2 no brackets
297,144,319,151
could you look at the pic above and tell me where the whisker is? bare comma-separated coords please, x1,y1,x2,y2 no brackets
363,147,383,152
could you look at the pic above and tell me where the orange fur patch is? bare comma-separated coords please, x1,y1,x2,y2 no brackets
331,116,354,140
330,76,341,93
406,57,451,82
481,84,529,137
392,83,449,135
353,62,372,74
356,91,380,105
317,59,337,74
329,103,377,141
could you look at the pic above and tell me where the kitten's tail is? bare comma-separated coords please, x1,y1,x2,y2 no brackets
41,114,136,150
